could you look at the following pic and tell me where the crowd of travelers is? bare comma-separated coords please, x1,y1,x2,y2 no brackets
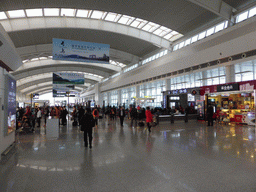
16,104,195,148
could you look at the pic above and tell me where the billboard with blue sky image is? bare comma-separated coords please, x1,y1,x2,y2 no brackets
52,72,83,97
52,38,110,64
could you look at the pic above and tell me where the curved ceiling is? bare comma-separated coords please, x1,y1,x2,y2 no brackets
2,0,254,97
0,0,220,34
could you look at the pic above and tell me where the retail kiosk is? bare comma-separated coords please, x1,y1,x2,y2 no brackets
200,80,256,125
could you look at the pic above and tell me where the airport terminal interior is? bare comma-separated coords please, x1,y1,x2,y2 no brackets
1,0,256,191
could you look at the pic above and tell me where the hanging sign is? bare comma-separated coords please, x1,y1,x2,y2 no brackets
52,38,110,64
217,83,239,92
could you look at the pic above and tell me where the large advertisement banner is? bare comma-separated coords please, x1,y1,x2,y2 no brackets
4,75,16,136
53,72,84,85
52,38,110,64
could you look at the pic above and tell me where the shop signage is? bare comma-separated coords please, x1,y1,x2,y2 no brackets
217,83,239,92
170,89,188,95
240,83,254,91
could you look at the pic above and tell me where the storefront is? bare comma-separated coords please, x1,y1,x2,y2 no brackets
200,80,256,125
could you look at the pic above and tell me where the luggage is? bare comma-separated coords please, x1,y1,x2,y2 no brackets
138,122,144,127
72,121,78,126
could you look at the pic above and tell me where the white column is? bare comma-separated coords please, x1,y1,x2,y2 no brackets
225,65,232,83
118,89,121,107
107,92,110,106
165,79,170,90
136,85,140,98
94,83,100,107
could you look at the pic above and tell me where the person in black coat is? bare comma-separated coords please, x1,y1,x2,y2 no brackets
78,106,85,126
130,107,137,127
207,105,214,126
80,108,95,148
119,106,126,126
61,106,68,125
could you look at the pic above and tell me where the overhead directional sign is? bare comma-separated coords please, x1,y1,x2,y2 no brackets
52,38,110,64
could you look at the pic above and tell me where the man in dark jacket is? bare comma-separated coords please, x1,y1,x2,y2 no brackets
130,107,137,127
207,105,214,126
61,106,68,125
119,106,126,126
80,108,95,148
78,106,85,126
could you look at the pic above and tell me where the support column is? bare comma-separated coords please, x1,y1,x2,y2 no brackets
107,92,110,106
136,85,140,98
225,65,232,83
165,79,170,90
94,83,100,107
118,89,121,107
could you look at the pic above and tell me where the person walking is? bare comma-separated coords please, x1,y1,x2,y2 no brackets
80,108,95,148
207,105,214,126
92,108,99,128
130,106,137,127
119,106,125,126
37,107,42,127
145,107,153,132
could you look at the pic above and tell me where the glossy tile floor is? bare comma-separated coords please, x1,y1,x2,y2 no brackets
1,118,256,192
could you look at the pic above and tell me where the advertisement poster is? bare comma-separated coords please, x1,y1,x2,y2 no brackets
4,75,16,135
52,38,110,64
53,72,84,85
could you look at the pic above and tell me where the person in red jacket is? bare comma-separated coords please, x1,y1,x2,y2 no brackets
145,107,153,132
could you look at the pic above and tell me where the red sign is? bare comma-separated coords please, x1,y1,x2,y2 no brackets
235,115,243,123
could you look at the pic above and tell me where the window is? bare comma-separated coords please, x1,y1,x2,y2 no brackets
191,35,198,43
8,10,26,18
249,7,256,18
236,11,249,23
26,9,43,17
215,22,225,33
198,31,206,40
235,60,254,82
206,67,226,85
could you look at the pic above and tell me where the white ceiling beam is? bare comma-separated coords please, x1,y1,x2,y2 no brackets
187,0,236,21
12,65,110,80
23,85,83,95
0,17,171,48
17,77,93,91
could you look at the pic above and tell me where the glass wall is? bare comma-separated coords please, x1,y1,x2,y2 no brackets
102,92,108,106
110,90,118,107
170,71,203,90
235,60,255,82
206,67,226,85
139,80,166,107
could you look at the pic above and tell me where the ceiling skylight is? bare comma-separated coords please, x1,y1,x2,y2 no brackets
142,22,160,32
8,10,25,18
105,12,121,22
76,9,91,18
90,10,105,19
0,12,7,20
153,26,171,37
118,15,135,25
44,8,59,16
61,8,76,17
25,9,43,17
130,18,148,28
0,8,183,42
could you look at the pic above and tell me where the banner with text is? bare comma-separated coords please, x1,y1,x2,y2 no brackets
52,38,110,64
